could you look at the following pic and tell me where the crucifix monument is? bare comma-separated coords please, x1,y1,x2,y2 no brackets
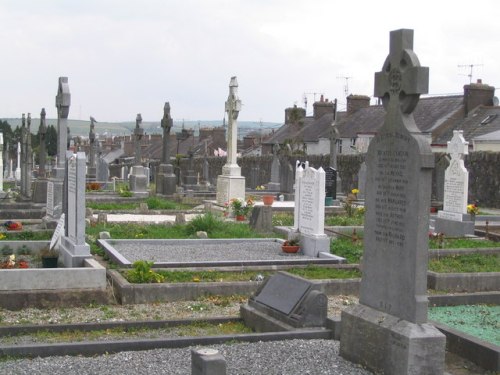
435,130,474,236
156,102,177,196
339,29,445,374
87,116,97,178
128,113,148,197
216,76,245,205
33,108,49,203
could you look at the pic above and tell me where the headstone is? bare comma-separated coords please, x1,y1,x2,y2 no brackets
183,150,197,186
59,152,91,267
280,160,295,194
96,157,109,182
202,157,210,185
49,214,65,251
156,103,177,196
216,77,245,205
290,161,330,257
0,133,4,197
267,144,281,191
249,205,273,233
87,116,97,178
339,29,445,375
357,162,366,199
191,348,226,375
33,108,49,203
435,130,473,236
45,77,70,223
324,166,337,201
241,271,328,331
129,114,148,197
15,141,21,181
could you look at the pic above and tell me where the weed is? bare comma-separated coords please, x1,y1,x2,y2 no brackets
126,260,165,283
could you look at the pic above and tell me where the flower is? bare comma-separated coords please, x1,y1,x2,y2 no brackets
255,185,265,190
351,188,360,195
228,197,254,216
467,204,479,215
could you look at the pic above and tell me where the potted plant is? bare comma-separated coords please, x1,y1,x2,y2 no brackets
229,197,254,221
282,237,300,253
39,246,59,268
262,195,275,206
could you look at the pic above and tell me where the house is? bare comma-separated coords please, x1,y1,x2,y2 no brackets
263,80,497,155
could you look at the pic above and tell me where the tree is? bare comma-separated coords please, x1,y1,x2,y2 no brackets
46,124,58,156
0,120,14,158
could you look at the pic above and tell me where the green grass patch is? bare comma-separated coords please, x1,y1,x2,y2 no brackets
331,237,364,264
429,253,500,273
86,197,192,211
429,237,499,249
272,213,294,226
325,214,364,226
429,304,500,346
86,201,138,210
0,231,52,241
123,265,360,284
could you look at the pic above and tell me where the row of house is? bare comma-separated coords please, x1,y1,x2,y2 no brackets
261,79,500,155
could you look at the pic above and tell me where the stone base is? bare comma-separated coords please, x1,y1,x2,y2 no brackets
155,164,177,196
216,174,245,205
60,236,91,268
301,233,330,257
249,205,273,233
435,216,474,237
267,182,281,191
32,179,48,204
340,304,446,375
129,166,148,197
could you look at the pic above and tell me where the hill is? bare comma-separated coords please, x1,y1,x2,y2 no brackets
0,118,281,139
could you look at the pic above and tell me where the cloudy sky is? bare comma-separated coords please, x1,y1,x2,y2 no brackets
1,0,499,124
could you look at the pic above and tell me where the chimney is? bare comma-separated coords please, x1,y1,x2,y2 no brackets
313,98,335,120
285,105,306,124
346,94,370,116
464,79,495,116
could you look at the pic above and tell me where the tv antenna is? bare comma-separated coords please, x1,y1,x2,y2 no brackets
458,64,483,84
303,92,324,114
337,76,352,97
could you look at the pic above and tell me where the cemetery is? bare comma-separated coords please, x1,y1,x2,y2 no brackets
0,29,499,375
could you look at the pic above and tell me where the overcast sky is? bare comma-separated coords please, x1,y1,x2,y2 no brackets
1,0,499,124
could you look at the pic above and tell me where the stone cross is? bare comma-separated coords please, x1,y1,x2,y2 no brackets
55,77,71,170
222,76,242,175
89,116,97,168
161,102,173,164
39,108,47,178
447,130,468,160
340,29,444,375
361,29,432,324
134,113,144,165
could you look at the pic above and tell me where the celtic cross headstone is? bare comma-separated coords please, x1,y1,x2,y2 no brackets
340,29,445,375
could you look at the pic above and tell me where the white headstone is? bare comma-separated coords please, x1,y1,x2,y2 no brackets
49,214,65,251
15,141,21,180
438,130,469,221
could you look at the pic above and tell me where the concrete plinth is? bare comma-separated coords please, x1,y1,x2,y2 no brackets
59,236,92,268
340,304,446,375
155,164,177,196
301,233,330,257
435,216,474,237
216,175,245,205
129,166,148,197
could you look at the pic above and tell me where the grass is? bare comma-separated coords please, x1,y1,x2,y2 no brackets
86,197,193,211
429,253,500,273
123,265,361,284
0,231,52,241
325,214,364,226
330,237,364,264
429,237,499,249
272,213,294,226
0,321,252,345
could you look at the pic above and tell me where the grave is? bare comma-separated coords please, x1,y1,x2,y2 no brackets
357,161,366,200
267,143,281,191
45,77,70,223
291,161,331,258
32,108,49,203
435,130,474,236
14,141,21,181
20,113,33,200
324,166,339,206
339,29,446,374
96,156,109,182
241,271,328,332
156,102,177,196
216,77,245,205
128,114,148,197
87,116,97,179
59,152,92,267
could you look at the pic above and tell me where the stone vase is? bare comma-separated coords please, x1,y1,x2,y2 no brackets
282,245,300,253
262,195,274,206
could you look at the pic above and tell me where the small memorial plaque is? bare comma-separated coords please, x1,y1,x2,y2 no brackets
254,272,311,315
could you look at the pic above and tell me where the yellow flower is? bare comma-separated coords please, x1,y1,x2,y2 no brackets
351,188,360,195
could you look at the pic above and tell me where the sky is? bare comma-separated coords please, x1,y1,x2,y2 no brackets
1,0,500,124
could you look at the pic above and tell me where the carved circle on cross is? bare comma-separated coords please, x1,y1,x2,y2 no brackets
389,68,402,94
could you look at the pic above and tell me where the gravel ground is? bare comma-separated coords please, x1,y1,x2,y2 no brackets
113,241,318,263
0,340,372,375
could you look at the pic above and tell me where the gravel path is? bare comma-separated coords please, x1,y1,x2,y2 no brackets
114,241,318,263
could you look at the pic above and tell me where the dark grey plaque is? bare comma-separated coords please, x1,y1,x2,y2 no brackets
325,167,337,199
254,272,311,315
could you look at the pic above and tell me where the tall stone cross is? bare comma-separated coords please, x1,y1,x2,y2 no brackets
134,113,144,165
222,76,242,176
360,29,434,324
161,102,173,164
89,116,97,168
39,108,47,178
55,77,71,170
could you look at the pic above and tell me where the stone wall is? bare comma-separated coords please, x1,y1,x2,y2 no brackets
176,151,500,208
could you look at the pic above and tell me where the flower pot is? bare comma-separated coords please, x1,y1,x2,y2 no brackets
41,256,58,268
262,195,274,206
282,245,300,253
235,215,246,221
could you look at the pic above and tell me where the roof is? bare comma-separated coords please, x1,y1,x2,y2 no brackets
435,106,500,144
336,95,464,139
